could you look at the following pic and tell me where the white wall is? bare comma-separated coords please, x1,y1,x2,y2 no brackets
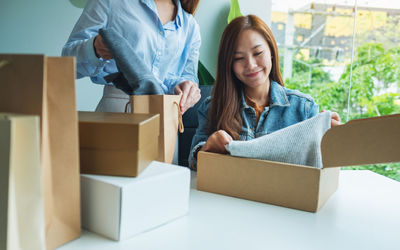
0,0,271,111
0,0,102,111
195,0,271,77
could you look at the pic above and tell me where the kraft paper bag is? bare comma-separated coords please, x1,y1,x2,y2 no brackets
0,54,81,249
0,114,45,250
128,95,183,163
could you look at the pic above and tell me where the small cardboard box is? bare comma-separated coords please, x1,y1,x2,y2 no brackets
197,114,400,212
80,161,190,241
79,111,160,177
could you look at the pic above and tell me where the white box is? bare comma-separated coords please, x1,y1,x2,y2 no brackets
80,161,190,241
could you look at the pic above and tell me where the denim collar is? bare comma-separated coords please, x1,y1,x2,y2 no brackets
241,80,290,110
141,0,183,29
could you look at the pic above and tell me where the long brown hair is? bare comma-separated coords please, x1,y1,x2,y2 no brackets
209,15,284,139
180,0,200,14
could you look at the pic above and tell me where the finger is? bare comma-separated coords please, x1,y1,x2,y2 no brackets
220,130,233,143
179,82,191,111
98,48,113,59
332,112,341,122
95,35,113,59
182,84,198,113
331,119,342,127
193,86,201,105
217,130,232,145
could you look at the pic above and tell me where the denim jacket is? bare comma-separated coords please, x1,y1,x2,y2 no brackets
188,80,319,170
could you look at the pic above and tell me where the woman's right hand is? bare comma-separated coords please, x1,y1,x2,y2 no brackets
201,130,233,154
93,34,113,59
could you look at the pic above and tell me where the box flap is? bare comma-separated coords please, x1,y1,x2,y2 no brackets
321,114,400,168
79,111,158,125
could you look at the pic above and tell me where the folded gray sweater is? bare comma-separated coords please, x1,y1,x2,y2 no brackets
225,111,332,168
99,28,164,95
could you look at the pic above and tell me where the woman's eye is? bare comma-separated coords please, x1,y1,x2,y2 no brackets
254,51,263,56
234,57,244,61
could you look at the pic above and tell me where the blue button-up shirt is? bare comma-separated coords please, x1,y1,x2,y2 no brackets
188,81,319,169
62,0,201,94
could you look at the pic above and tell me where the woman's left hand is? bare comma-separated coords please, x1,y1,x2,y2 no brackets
174,80,201,114
322,110,342,127
330,111,341,127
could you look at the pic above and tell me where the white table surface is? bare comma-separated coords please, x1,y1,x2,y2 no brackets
58,170,400,250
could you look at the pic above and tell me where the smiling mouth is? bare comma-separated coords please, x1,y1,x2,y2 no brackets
246,71,261,78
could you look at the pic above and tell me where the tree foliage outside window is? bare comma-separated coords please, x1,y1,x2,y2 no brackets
284,20,400,181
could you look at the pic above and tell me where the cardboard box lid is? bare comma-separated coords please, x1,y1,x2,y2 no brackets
79,111,160,150
81,161,189,187
321,114,400,168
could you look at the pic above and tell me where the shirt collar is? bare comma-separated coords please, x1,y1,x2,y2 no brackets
175,0,183,28
141,0,182,29
269,80,290,107
240,80,290,109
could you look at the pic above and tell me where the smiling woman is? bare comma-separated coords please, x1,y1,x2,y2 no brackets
187,15,341,170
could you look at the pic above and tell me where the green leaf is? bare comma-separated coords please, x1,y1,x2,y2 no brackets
227,0,242,24
198,61,215,86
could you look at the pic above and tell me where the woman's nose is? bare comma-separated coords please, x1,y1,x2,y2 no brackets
246,56,257,69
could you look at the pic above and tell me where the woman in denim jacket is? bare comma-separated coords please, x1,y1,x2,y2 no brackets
188,15,340,170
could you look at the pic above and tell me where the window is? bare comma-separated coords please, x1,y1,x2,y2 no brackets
270,0,400,181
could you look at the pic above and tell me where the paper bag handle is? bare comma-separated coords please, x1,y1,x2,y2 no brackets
124,101,131,113
174,101,184,133
124,99,184,133
0,60,9,69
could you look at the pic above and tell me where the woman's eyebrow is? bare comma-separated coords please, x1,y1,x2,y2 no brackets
234,44,262,54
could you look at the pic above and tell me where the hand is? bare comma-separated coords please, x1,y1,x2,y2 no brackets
174,80,201,114
201,130,233,154
330,111,341,127
93,34,113,60
321,110,342,127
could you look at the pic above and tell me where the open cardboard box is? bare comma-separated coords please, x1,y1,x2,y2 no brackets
79,111,160,177
197,114,400,212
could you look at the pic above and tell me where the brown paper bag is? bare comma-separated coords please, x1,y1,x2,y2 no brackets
0,114,45,250
128,95,183,163
0,55,81,249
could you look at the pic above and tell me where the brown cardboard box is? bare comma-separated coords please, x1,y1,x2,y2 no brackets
79,111,160,177
197,114,400,212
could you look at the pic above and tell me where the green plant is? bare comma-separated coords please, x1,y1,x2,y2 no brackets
285,42,400,181
198,61,215,85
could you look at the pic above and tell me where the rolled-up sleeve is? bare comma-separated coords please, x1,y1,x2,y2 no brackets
61,0,110,79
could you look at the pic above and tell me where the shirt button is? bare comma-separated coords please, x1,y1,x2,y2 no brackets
159,31,163,35
158,51,161,56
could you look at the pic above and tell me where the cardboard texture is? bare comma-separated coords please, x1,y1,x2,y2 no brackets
197,114,400,212
130,95,182,163
0,54,81,249
0,114,45,250
80,161,190,241
78,111,160,177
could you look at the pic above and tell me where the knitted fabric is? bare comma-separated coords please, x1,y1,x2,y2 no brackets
225,111,332,168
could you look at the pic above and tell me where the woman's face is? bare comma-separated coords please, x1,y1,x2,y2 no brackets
232,29,272,90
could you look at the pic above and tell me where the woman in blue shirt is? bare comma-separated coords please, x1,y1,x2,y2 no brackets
62,0,201,113
189,15,340,169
